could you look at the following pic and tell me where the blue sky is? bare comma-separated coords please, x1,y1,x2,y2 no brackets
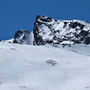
0,0,90,40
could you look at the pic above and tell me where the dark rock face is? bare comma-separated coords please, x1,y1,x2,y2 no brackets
33,15,90,45
33,15,54,45
84,36,90,45
13,30,33,45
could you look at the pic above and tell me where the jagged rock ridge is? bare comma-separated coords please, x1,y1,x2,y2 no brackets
33,15,90,45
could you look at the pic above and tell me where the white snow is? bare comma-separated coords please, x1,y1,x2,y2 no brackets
60,41,74,45
0,42,90,90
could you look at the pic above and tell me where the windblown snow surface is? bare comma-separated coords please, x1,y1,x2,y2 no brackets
0,42,90,90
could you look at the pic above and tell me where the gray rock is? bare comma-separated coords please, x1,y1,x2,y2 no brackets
13,30,33,45
33,15,90,45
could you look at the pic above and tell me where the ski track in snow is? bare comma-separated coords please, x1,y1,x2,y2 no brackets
0,42,90,90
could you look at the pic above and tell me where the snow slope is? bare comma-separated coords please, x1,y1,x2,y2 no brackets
0,42,90,90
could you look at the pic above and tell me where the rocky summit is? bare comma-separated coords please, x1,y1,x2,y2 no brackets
33,15,90,45
7,15,90,46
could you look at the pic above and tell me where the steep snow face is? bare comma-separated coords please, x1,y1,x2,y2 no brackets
33,15,90,45
0,42,90,90
13,30,34,45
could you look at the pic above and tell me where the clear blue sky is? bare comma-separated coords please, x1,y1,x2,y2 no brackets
0,0,90,40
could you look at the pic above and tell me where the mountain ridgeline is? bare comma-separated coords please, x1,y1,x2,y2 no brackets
33,15,90,45
12,15,90,45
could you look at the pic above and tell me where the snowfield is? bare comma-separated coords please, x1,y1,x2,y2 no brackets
0,42,90,90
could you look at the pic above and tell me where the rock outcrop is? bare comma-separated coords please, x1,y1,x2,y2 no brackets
33,15,90,45
13,30,33,45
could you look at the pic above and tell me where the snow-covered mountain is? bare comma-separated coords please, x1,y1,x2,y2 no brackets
34,15,90,45
0,15,90,90
2,15,90,46
0,30,34,45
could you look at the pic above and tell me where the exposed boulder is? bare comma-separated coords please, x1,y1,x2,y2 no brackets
13,30,33,45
